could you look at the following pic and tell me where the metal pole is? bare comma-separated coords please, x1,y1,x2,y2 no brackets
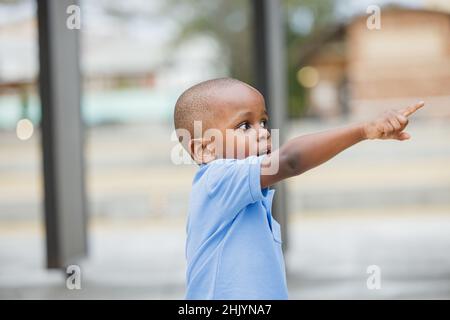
37,0,87,269
252,0,289,250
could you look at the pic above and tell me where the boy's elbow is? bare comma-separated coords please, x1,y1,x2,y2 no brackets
280,148,301,177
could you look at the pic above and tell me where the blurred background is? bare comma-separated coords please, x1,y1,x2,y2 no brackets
0,0,449,299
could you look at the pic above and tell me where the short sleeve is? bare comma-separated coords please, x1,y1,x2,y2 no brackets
206,155,268,219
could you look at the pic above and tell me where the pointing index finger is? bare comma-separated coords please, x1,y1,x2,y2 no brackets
401,101,425,117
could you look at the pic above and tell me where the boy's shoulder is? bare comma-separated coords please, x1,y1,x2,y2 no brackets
189,155,273,222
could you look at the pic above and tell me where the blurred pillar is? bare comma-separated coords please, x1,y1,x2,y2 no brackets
37,0,87,269
252,0,289,250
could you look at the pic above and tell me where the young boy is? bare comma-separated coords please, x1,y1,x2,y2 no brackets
173,78,424,300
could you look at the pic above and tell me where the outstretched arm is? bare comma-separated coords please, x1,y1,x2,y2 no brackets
260,101,425,188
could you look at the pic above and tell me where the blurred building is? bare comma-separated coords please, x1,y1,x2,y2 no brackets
300,8,450,120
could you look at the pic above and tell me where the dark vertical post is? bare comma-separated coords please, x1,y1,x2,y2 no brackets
252,0,289,249
37,0,87,268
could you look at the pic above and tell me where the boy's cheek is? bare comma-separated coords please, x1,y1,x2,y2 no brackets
220,134,259,159
220,136,242,158
248,141,259,156
237,139,252,158
260,138,271,150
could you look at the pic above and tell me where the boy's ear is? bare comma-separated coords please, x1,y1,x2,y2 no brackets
190,138,216,164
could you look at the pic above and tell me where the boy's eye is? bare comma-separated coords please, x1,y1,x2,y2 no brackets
237,122,251,131
261,120,268,128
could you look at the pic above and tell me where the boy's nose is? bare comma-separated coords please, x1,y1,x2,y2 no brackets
257,127,270,141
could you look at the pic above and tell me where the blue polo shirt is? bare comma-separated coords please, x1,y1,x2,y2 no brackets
185,155,288,300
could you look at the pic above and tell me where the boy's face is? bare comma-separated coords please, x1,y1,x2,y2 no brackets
206,84,272,161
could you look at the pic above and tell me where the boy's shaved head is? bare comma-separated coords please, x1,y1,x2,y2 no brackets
174,77,268,162
174,78,250,142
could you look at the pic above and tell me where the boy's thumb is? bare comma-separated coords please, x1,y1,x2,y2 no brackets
397,132,411,141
